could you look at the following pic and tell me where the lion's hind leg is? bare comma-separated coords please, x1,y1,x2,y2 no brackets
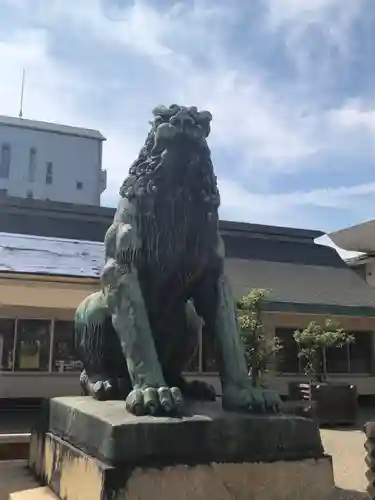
175,301,216,402
75,292,131,401
79,370,116,400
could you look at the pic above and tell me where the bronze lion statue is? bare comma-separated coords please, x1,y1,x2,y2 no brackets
74,104,282,416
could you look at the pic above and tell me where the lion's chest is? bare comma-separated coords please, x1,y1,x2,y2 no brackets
138,194,217,281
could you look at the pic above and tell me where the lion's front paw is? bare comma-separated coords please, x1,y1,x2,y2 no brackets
125,386,184,416
222,383,282,414
262,388,284,413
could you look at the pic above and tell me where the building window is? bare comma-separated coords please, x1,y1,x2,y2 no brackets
28,148,37,182
276,328,373,375
15,319,51,371
46,162,53,185
76,181,83,190
0,319,15,371
275,328,300,373
0,144,11,179
52,320,81,372
345,331,371,374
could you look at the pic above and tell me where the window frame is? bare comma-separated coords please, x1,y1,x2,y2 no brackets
276,326,374,377
52,319,81,373
14,318,52,372
45,161,53,185
0,143,11,179
28,147,37,182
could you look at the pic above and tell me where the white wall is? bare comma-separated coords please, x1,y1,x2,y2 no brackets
0,124,106,205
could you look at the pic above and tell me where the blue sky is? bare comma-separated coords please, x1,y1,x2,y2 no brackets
0,0,375,256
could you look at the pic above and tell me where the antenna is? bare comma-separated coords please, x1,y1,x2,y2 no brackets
18,68,25,119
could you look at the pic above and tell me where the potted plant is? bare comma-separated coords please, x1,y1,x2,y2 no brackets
291,319,357,425
237,288,283,389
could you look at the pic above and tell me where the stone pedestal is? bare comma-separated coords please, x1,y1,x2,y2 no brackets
27,397,334,500
365,422,375,498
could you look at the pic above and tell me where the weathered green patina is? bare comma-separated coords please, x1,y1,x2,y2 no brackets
74,104,282,416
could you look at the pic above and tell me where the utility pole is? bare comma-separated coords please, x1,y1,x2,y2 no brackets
19,68,25,118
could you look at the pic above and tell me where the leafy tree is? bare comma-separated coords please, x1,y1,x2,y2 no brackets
293,319,354,383
237,288,283,388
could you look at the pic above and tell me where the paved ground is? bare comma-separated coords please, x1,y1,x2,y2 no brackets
323,428,367,499
322,407,375,499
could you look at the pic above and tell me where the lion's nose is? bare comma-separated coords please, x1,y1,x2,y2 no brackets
170,110,194,130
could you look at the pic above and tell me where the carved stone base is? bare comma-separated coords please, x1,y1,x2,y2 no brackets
27,397,335,500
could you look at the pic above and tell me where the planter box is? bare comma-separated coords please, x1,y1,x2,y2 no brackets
288,381,358,426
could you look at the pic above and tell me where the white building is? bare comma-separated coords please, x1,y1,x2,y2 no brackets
0,115,107,205
329,221,374,285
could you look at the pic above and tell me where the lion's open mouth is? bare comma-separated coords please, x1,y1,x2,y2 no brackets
151,104,212,153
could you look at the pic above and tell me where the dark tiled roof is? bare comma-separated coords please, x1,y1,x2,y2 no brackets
1,232,375,309
0,232,103,277
226,258,375,308
224,236,346,268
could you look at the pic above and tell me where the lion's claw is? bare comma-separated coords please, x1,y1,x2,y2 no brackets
125,386,183,416
222,383,282,414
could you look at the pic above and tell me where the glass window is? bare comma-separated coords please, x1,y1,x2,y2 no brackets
0,319,15,371
46,162,53,185
0,144,11,179
15,319,51,371
325,345,349,373
275,328,300,373
52,320,81,372
349,331,372,374
28,148,37,182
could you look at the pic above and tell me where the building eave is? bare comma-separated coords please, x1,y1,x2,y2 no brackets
329,220,375,253
0,115,106,141
264,300,375,317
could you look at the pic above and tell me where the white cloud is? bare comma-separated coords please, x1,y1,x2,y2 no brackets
0,0,323,180
0,28,89,125
266,0,339,26
265,0,365,76
329,99,375,133
61,1,319,171
178,71,317,171
218,177,375,227
0,0,373,231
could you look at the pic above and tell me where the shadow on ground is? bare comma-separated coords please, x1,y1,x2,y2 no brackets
331,487,367,499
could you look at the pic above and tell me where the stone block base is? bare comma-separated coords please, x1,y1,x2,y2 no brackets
365,422,375,498
27,397,335,500
111,459,334,500
28,430,334,500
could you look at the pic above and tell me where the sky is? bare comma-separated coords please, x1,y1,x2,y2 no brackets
0,0,374,258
